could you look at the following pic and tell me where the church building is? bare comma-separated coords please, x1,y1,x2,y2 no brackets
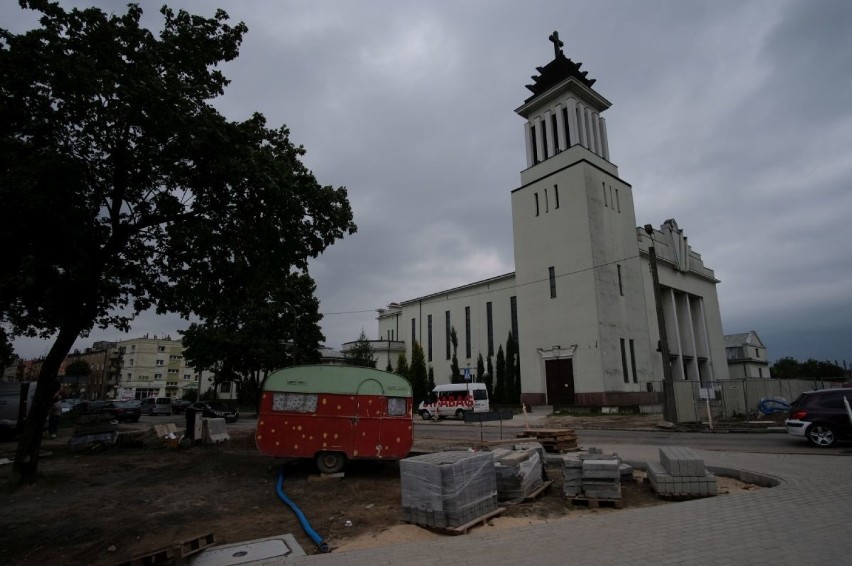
374,33,729,409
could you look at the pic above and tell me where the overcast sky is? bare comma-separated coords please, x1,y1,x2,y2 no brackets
6,0,852,365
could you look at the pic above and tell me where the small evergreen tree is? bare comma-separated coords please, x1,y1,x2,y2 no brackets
485,355,494,400
344,329,377,368
476,353,485,385
494,345,505,404
410,341,429,405
505,332,516,404
449,327,460,383
396,352,410,381
515,353,522,406
385,358,393,372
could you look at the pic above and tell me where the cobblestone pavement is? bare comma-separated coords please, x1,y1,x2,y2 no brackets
291,444,852,565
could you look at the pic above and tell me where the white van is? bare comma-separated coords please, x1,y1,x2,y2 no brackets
0,381,39,438
417,382,489,420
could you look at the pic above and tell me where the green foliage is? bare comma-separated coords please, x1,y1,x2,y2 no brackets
386,359,393,372
770,356,847,380
409,341,428,405
396,352,410,381
476,353,485,386
64,359,91,377
494,345,505,404
0,327,16,367
484,355,494,399
449,327,460,383
505,332,517,404
344,329,377,368
0,2,355,484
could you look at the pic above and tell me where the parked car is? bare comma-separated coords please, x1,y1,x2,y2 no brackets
189,401,239,423
171,399,193,414
785,388,852,447
139,397,173,416
102,400,142,423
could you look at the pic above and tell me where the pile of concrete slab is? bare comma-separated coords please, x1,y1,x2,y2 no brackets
400,451,498,529
646,447,717,498
562,448,623,502
491,442,546,502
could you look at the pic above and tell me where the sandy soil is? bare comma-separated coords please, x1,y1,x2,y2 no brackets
1,424,757,565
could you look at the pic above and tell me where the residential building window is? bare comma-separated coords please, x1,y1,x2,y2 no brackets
128,358,134,366
549,266,557,298
759,367,764,378
445,311,451,360
427,314,433,362
126,372,131,380
154,373,163,380
486,302,494,357
220,382,232,393
157,345,166,352
620,339,629,383
183,374,191,381
535,193,540,216
411,317,416,347
554,184,560,209
465,306,471,359
510,296,519,346
155,359,164,366
617,264,623,296
755,348,760,358
629,339,638,383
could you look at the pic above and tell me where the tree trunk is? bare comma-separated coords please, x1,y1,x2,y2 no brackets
10,323,83,485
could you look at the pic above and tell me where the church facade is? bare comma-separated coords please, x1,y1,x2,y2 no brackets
375,34,729,408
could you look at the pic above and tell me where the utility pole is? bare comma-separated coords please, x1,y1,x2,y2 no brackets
645,225,677,423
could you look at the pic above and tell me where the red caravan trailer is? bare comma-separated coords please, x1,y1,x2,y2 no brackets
256,365,413,473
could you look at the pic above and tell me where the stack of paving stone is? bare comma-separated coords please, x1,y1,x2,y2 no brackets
646,447,718,497
491,442,545,502
561,448,622,501
400,451,498,529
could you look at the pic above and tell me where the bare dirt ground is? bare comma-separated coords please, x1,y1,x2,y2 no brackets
1,420,757,565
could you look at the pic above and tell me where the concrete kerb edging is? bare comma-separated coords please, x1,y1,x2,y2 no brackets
622,459,784,488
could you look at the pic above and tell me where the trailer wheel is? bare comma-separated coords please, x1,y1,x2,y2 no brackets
316,451,346,474
455,409,465,420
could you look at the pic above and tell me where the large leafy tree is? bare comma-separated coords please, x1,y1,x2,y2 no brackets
344,329,378,368
0,2,355,484
181,272,323,410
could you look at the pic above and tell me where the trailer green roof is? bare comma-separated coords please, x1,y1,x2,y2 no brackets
263,365,412,397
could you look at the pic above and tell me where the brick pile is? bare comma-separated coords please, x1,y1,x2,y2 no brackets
562,448,622,501
646,447,718,497
491,442,545,502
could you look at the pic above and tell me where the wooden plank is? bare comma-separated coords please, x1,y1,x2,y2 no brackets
568,496,624,509
522,480,552,502
445,507,505,535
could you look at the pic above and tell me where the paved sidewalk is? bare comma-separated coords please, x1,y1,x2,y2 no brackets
291,445,852,565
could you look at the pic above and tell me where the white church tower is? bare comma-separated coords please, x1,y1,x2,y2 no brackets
511,32,657,406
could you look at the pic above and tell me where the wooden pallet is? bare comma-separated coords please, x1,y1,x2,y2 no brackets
568,496,623,509
113,532,215,565
445,507,506,535
517,428,578,452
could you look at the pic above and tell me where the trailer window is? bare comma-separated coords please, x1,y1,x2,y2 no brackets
272,393,318,413
387,397,407,416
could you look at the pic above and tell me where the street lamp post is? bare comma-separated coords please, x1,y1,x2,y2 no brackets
644,224,677,423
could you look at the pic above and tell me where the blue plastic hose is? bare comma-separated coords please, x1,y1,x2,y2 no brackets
276,467,330,553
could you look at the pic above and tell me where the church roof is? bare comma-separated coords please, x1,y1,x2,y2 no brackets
524,31,597,104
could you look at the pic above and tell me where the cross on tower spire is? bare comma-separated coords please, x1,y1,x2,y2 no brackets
548,31,564,58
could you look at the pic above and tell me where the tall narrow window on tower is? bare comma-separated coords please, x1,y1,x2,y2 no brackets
544,188,549,213
629,339,638,383
617,264,623,296
465,306,471,359
549,266,557,298
615,188,621,212
411,318,416,347
510,296,519,346
551,114,559,153
620,338,629,383
562,107,571,148
530,124,539,164
535,193,540,216
602,181,608,207
554,184,560,209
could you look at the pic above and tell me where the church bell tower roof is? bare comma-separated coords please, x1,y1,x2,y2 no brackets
524,31,597,104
